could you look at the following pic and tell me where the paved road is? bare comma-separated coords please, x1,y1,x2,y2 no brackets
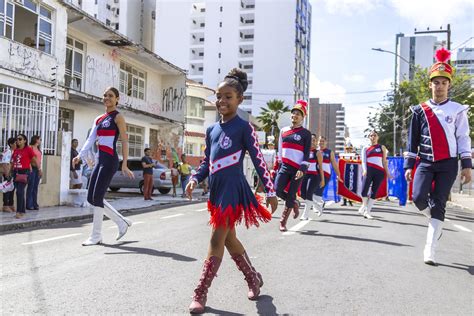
1,200,472,315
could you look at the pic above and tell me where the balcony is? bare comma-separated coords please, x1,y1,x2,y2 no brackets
239,30,254,42
241,0,255,10
189,62,204,76
190,32,205,46
239,44,254,58
191,3,206,16
190,48,204,61
239,61,253,73
240,13,255,26
191,16,205,30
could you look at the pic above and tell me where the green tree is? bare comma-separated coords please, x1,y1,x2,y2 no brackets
368,66,473,155
256,99,290,147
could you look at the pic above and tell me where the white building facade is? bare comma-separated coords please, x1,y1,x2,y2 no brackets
397,35,445,81
154,0,311,115
454,47,474,87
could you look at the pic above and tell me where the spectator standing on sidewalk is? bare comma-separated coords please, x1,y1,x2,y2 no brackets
26,135,42,210
178,154,192,198
171,161,179,197
141,148,155,200
10,134,37,219
70,139,83,189
1,138,16,212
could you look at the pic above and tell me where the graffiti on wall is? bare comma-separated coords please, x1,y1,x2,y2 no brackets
85,55,118,93
162,87,185,113
7,42,45,79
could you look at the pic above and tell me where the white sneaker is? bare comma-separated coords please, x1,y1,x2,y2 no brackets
82,237,102,246
363,210,374,220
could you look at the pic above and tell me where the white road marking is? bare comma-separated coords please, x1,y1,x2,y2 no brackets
282,220,311,236
108,221,144,229
195,208,208,212
445,219,451,222
453,224,472,233
22,233,82,245
162,214,184,219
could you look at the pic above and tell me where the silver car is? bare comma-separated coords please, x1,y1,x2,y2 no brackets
109,159,172,195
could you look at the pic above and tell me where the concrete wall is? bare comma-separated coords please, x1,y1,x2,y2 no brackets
37,155,62,207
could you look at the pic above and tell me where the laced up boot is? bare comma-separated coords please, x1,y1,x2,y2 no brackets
231,251,263,300
189,256,222,314
279,207,292,232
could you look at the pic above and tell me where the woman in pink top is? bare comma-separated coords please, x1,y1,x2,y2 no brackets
26,135,42,210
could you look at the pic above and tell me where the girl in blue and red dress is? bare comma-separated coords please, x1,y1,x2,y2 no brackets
358,130,391,219
300,133,324,220
185,68,278,314
73,87,135,246
273,100,312,231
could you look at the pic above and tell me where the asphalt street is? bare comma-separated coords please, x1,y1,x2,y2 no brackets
1,200,472,315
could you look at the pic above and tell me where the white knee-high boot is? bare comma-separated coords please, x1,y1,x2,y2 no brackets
103,200,132,241
364,198,375,219
300,200,313,220
424,218,443,265
313,195,323,216
82,207,104,246
358,197,368,215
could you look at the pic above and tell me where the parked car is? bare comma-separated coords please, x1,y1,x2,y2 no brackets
109,159,172,195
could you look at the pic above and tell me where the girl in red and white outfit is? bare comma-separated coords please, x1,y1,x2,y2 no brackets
359,130,391,219
300,134,324,220
314,136,340,215
186,69,278,314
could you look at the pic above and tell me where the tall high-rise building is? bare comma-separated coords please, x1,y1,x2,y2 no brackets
397,35,445,81
67,0,156,50
308,98,346,153
454,47,474,87
154,0,311,115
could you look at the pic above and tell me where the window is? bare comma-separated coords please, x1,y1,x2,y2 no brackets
119,61,146,100
219,37,221,43
187,96,205,118
218,53,221,58
185,143,195,156
116,124,144,158
65,37,85,91
58,108,74,132
219,21,222,27
115,23,119,30
0,0,53,54
106,19,111,26
219,6,222,12
218,68,220,74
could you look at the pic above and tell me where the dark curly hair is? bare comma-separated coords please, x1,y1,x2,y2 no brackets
222,68,248,96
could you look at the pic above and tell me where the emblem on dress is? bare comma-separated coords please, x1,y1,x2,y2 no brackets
102,117,111,128
445,115,453,124
293,134,302,141
218,133,232,149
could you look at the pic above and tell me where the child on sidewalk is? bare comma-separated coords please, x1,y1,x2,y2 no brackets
185,68,278,314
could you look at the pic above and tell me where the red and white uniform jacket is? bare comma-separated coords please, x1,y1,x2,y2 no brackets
306,149,319,175
361,144,384,173
404,99,472,169
276,126,311,172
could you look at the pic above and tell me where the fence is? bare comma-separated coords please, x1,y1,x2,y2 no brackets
0,85,58,155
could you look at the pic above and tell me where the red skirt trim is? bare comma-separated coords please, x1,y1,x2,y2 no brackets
207,194,272,229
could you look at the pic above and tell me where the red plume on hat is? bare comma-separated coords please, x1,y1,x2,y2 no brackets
292,99,308,117
430,47,453,81
435,47,451,63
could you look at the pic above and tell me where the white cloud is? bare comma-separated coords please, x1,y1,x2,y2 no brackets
309,73,346,104
315,0,382,15
343,74,366,83
374,77,393,90
389,0,473,25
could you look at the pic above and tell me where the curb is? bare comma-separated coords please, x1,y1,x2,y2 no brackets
0,199,206,233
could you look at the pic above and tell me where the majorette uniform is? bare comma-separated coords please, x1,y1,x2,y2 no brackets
190,115,275,228
404,48,472,265
313,147,332,213
78,110,132,245
274,100,311,231
300,148,322,219
359,144,386,219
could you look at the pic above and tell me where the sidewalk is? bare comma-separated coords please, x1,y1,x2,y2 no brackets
448,192,473,211
0,189,208,232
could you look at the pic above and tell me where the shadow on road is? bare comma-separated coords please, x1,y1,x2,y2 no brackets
205,307,244,315
375,218,458,232
438,263,474,275
300,230,413,247
317,219,381,228
256,295,278,315
101,241,197,261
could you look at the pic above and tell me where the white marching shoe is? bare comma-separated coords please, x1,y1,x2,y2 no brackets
358,197,367,215
103,200,132,241
424,218,443,266
363,198,375,219
82,207,104,246
300,201,313,220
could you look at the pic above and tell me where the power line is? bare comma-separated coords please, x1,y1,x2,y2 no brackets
249,89,391,96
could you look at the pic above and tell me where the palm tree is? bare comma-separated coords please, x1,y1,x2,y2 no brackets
256,99,290,147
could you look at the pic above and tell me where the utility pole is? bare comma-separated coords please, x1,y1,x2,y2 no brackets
414,24,451,51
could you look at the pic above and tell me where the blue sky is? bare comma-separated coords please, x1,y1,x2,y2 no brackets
308,0,473,148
